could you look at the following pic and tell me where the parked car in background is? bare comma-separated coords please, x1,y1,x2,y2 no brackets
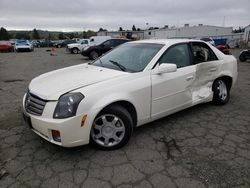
9,40,15,46
39,40,56,47
31,40,38,47
216,45,230,55
200,37,215,46
23,39,237,150
226,39,239,49
15,40,34,52
89,36,111,45
66,39,90,54
54,39,76,48
239,49,250,62
0,41,14,52
81,38,130,59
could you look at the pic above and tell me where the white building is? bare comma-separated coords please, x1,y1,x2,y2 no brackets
97,30,144,40
243,24,250,47
97,25,245,47
144,25,233,39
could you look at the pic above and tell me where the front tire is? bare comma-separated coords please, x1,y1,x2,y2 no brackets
89,51,99,60
212,79,230,105
71,48,79,54
90,105,133,150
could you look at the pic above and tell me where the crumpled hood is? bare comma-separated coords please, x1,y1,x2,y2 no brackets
29,64,127,100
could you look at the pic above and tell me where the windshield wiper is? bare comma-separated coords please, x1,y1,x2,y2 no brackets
99,58,104,67
88,58,103,67
109,60,126,72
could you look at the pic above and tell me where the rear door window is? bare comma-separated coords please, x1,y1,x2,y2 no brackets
103,40,113,47
191,42,218,64
115,39,127,46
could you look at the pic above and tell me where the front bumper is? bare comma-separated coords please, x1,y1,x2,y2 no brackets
16,47,33,51
22,95,93,147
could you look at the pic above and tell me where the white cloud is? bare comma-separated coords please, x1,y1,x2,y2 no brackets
0,0,249,31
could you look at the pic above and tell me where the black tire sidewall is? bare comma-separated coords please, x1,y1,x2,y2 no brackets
212,79,230,105
89,51,98,60
90,105,133,150
72,48,78,54
239,54,246,62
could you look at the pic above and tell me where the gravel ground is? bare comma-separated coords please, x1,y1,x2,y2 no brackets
0,48,250,188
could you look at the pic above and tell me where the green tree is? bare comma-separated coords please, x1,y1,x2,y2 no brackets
58,32,65,40
132,25,136,31
86,30,97,38
66,32,75,39
0,27,10,40
15,32,30,40
98,28,104,32
82,31,87,39
32,28,40,39
82,30,97,39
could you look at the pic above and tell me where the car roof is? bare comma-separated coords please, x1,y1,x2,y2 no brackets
109,38,129,40
130,39,204,46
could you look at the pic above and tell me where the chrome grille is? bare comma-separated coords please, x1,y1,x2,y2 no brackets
25,92,47,116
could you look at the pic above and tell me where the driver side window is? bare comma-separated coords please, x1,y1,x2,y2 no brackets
157,44,191,68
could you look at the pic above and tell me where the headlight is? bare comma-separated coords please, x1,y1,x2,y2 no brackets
53,93,84,119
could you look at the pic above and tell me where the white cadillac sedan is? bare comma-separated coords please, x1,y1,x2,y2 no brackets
23,39,237,150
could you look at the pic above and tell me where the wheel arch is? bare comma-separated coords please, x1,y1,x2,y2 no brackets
213,75,233,91
71,47,80,53
90,49,99,54
96,100,138,127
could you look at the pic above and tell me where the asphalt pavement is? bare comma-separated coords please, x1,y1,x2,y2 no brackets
0,48,249,188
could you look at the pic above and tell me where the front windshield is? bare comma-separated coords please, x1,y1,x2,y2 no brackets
16,40,28,44
91,43,163,72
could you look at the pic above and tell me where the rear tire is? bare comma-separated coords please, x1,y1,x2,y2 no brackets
90,105,133,150
239,54,246,62
89,51,99,60
212,79,230,105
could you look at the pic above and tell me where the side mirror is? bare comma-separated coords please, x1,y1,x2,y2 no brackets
154,63,177,74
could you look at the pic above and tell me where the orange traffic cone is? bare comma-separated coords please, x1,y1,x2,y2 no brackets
50,47,57,56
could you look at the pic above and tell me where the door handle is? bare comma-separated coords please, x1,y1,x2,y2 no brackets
210,68,217,72
186,76,194,81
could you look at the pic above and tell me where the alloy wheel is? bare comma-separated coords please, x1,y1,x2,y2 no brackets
91,114,125,147
217,80,227,101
